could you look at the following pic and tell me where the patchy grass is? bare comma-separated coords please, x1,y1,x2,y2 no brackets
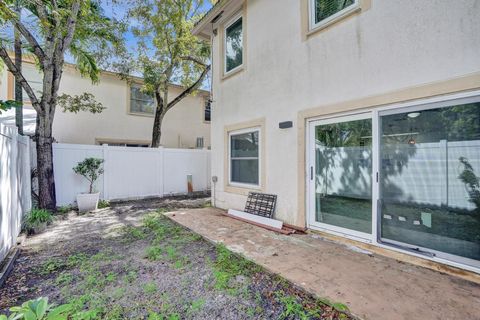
0,199,353,320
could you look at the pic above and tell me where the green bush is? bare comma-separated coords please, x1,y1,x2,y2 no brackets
0,297,72,320
25,209,53,231
56,206,72,214
97,199,110,209
73,158,104,193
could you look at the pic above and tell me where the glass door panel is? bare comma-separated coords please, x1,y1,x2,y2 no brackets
379,102,480,265
312,115,372,235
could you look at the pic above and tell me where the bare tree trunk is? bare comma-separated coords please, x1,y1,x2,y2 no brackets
151,106,164,148
14,1,23,135
151,91,164,148
35,109,56,210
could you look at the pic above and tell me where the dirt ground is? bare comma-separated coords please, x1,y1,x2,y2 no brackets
0,196,352,319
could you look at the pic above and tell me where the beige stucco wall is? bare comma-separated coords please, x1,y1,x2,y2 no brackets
0,62,210,149
208,0,480,226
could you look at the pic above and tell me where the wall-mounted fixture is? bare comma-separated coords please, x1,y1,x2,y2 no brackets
279,121,293,129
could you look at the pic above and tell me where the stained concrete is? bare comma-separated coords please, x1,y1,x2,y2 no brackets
166,208,480,320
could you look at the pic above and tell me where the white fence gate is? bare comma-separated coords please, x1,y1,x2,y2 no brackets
53,143,211,206
0,124,31,262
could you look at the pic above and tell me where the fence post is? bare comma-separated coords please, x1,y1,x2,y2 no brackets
103,144,109,200
24,137,32,214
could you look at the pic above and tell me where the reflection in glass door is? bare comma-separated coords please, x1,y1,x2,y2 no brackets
309,114,372,237
379,101,480,267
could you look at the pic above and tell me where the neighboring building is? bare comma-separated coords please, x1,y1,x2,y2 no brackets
0,58,211,149
193,0,480,272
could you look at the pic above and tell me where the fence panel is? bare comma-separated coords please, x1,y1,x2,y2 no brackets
53,144,104,206
163,149,210,195
0,124,31,262
105,147,163,200
53,144,211,206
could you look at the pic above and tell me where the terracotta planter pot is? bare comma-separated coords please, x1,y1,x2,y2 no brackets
77,192,100,212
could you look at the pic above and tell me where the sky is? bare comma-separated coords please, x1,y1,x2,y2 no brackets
101,0,214,58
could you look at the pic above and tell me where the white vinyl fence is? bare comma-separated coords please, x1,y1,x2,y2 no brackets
316,139,480,210
53,143,211,206
0,124,31,262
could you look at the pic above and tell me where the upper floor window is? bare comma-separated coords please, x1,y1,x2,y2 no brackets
129,83,155,115
224,15,243,74
309,0,359,30
204,99,211,122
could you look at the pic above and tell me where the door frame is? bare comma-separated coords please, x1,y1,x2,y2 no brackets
305,89,480,273
307,111,376,242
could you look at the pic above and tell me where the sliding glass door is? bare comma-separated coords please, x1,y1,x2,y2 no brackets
308,113,372,239
379,99,480,267
308,95,480,268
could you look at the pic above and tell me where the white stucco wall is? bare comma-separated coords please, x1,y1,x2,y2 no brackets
0,63,211,149
208,0,480,225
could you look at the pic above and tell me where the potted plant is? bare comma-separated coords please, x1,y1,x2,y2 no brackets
73,157,104,212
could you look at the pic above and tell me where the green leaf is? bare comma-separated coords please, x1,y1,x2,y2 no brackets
23,310,37,320
35,298,48,319
46,304,73,320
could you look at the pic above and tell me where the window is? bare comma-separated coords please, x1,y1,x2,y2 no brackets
309,0,359,30
129,84,155,115
204,99,211,122
224,15,243,74
229,128,260,186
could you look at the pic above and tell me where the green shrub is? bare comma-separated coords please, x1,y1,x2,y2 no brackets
97,199,110,209
56,206,72,214
145,246,162,261
0,297,73,320
25,209,53,231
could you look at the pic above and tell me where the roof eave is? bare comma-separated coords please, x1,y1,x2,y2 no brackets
192,0,233,38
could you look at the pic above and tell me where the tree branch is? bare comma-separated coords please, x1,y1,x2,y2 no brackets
180,55,208,68
60,0,81,52
0,46,41,112
166,64,210,112
13,19,46,64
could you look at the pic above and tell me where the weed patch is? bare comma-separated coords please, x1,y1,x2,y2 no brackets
212,244,259,290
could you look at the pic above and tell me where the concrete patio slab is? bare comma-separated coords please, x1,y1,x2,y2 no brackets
166,208,480,320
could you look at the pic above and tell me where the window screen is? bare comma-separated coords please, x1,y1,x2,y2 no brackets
230,130,259,185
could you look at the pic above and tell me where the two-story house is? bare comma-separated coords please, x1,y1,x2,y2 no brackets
193,0,480,272
0,57,211,148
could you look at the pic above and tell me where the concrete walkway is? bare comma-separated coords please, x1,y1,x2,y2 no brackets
166,208,480,320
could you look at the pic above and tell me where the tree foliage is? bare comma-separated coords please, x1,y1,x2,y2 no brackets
117,0,211,147
0,0,125,209
73,157,104,193
58,92,105,113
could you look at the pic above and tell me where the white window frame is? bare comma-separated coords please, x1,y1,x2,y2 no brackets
228,127,261,189
129,83,155,115
223,13,243,75
308,0,360,31
204,99,211,123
